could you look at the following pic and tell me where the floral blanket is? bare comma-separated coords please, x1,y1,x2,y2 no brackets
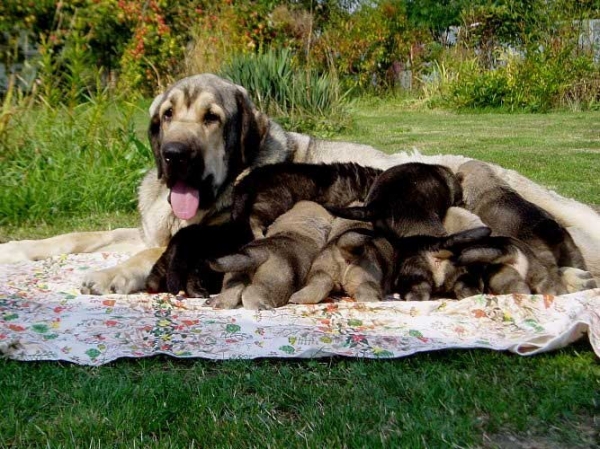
1,252,599,366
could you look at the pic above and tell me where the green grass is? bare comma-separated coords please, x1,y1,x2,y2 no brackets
1,99,599,447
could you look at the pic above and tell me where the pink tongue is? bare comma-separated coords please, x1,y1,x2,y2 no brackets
170,182,200,220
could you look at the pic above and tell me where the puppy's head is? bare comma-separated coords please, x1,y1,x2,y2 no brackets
391,227,492,300
148,74,268,220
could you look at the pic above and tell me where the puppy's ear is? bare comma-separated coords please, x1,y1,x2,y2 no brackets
235,90,268,166
148,93,165,179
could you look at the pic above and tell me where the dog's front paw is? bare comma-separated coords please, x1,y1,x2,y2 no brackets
559,267,598,293
81,267,145,295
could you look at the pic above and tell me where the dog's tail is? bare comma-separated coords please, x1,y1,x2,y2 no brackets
442,226,492,251
326,205,376,222
209,247,269,273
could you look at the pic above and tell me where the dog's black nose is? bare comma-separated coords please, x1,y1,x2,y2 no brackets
162,142,190,165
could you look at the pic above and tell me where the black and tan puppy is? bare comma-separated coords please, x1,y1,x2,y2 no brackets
457,160,596,294
327,162,464,239
146,221,254,297
325,162,472,301
289,214,394,304
232,162,382,238
208,201,334,310
391,226,492,301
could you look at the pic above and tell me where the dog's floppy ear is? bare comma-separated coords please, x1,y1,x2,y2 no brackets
148,92,165,179
235,89,269,166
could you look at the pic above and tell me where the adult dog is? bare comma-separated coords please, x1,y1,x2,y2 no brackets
1,73,599,294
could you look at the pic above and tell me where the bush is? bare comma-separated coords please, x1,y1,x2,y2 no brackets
220,49,351,134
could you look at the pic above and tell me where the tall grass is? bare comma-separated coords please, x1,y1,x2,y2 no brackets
220,49,352,134
0,88,152,227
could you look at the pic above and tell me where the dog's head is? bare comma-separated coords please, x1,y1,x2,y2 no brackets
148,74,269,220
391,226,492,301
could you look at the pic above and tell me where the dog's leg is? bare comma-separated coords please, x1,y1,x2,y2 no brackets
241,284,281,310
351,280,383,302
486,265,530,295
80,247,164,295
453,271,483,299
559,267,598,293
0,228,144,264
289,271,335,304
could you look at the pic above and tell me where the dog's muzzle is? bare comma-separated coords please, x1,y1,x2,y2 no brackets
162,141,191,167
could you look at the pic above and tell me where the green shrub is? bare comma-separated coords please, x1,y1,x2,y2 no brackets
220,49,351,134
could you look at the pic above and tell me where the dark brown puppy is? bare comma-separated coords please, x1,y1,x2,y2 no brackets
457,160,595,294
327,162,464,239
146,221,253,297
232,162,382,238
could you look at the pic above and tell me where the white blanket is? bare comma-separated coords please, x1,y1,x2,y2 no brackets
1,252,598,366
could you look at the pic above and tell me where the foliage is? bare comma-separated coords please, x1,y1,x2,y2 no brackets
0,93,151,226
0,0,599,113
220,48,351,134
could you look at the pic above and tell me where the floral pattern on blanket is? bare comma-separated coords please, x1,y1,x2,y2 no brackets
1,253,599,366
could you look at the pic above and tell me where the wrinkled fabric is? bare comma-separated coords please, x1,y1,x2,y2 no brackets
1,252,598,366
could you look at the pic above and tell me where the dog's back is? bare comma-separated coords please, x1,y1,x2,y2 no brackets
458,160,586,270
329,162,463,239
231,162,381,238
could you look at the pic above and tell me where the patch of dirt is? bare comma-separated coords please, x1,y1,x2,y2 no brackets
481,415,599,449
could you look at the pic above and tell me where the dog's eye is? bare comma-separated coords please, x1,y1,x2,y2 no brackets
163,107,173,121
204,111,220,125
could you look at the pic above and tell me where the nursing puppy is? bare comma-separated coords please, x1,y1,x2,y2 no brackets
289,215,394,304
328,162,463,238
146,221,253,297
326,162,476,301
457,160,596,294
207,201,333,310
232,162,382,238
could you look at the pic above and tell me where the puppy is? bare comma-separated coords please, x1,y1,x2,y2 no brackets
457,160,596,294
391,226,492,301
231,162,382,238
326,162,476,301
442,206,563,295
208,201,334,310
327,162,463,238
146,220,254,297
289,214,394,304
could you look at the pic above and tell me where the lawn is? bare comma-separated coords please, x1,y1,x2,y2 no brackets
1,101,599,448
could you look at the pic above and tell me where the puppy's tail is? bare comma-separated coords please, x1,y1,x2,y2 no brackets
326,205,376,222
209,247,269,273
442,226,492,251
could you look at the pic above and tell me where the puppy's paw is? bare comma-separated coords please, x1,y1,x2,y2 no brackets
81,267,145,295
559,267,598,293
241,286,279,310
353,283,383,302
289,285,328,304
